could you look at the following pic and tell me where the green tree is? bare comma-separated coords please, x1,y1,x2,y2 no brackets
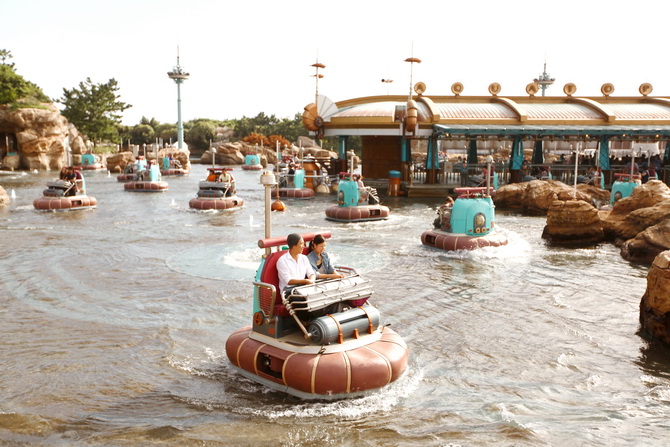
58,77,131,144
184,120,217,150
0,49,49,105
129,124,155,145
140,116,160,130
155,123,178,144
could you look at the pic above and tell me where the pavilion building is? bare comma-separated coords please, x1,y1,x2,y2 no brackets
303,81,670,196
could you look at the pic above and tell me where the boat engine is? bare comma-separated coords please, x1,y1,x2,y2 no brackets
308,305,380,345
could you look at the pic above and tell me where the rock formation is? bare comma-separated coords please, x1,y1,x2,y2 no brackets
640,250,670,345
602,181,670,241
0,104,86,171
621,220,670,265
201,143,245,165
542,200,605,246
106,152,137,173
106,148,191,173
0,186,10,208
494,180,598,215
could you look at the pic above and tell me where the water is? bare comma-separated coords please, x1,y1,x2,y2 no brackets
1,165,669,446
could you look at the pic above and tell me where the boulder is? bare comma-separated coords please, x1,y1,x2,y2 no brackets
542,200,604,246
106,152,136,173
576,183,610,208
158,148,191,171
620,219,670,264
494,180,593,215
0,186,10,207
2,154,20,170
0,104,80,171
640,250,670,346
602,181,670,240
201,144,244,165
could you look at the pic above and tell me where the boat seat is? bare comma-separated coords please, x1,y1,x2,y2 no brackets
256,247,311,318
257,249,291,318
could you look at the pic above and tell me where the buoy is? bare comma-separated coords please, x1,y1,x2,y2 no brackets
271,198,286,211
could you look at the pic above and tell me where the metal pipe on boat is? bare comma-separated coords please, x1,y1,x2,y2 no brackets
259,170,277,256
486,155,493,196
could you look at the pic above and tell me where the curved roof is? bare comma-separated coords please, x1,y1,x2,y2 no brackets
318,92,670,138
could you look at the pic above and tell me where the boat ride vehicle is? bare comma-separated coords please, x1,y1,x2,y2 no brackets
225,171,408,399
610,173,640,204
241,154,263,171
74,153,104,171
277,167,315,199
33,167,97,211
160,156,189,176
123,161,169,192
325,174,389,222
225,231,408,399
421,186,507,251
117,157,148,182
189,168,243,210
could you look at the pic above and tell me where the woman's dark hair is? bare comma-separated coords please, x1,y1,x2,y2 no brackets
309,234,326,251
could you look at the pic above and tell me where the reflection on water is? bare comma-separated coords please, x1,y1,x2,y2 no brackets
1,164,670,446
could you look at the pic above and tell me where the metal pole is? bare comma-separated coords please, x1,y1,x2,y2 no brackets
486,157,492,196
177,82,183,150
573,144,579,198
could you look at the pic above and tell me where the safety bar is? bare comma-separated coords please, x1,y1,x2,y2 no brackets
285,275,374,313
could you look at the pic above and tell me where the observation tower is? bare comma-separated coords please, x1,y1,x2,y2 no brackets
167,50,190,149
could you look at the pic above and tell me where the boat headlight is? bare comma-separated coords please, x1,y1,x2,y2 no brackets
474,213,486,228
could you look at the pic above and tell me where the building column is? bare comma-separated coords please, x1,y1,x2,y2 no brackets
599,136,612,187
510,135,524,183
401,137,411,181
337,136,348,159
426,136,438,184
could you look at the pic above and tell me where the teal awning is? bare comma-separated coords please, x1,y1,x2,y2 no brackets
433,124,670,138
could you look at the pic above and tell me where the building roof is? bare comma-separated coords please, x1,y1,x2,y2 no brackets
316,90,670,139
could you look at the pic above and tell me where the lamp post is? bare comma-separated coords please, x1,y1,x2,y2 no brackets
167,48,190,150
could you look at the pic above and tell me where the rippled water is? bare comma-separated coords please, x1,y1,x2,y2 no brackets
1,165,669,446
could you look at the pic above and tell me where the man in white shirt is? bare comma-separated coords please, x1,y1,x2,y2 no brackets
277,233,315,296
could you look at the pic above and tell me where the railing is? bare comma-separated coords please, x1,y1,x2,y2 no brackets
410,162,669,188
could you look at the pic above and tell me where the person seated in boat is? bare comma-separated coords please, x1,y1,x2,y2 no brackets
64,168,77,196
277,233,316,298
647,163,657,181
206,169,218,182
624,160,640,175
287,163,296,186
307,234,345,281
59,167,69,180
539,166,551,180
218,169,236,196
433,197,454,231
355,175,370,203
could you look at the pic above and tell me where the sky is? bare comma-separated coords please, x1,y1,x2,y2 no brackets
4,0,670,127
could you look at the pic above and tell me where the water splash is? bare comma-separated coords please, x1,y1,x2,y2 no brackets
10,189,16,200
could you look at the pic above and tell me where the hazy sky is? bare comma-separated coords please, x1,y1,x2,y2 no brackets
4,0,669,127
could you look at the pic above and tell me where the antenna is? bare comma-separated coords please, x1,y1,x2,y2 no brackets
311,56,325,115
404,44,421,101
533,56,555,97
